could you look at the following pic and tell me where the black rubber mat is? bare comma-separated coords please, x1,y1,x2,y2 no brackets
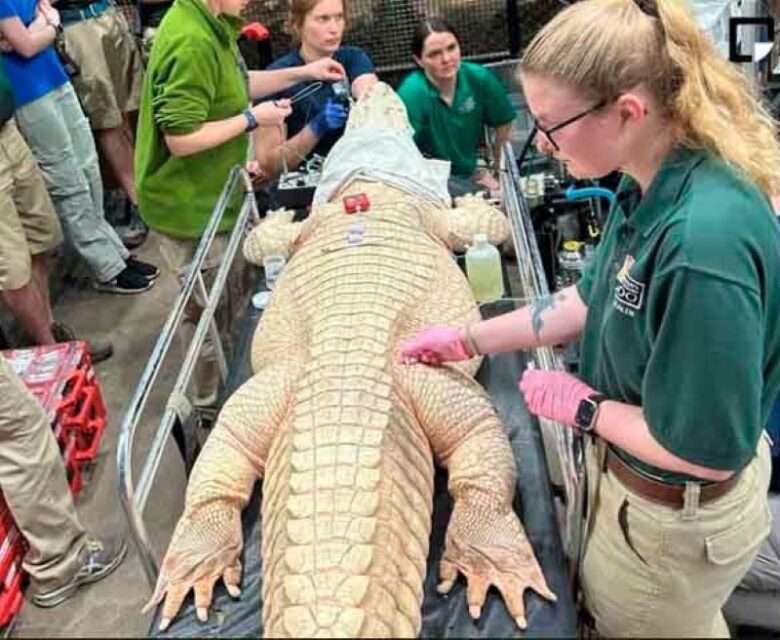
150,299,577,638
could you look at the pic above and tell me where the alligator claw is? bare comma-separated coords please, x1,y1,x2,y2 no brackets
441,500,556,630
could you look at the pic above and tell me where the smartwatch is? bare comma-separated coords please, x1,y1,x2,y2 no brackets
575,394,607,433
243,109,258,132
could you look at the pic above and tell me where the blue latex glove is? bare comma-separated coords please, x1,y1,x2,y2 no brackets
310,99,347,138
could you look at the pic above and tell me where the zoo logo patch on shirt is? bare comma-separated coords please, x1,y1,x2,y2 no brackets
614,255,645,316
458,96,476,114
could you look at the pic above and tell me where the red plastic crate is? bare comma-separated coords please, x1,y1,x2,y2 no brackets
0,562,25,627
2,343,88,421
60,384,107,463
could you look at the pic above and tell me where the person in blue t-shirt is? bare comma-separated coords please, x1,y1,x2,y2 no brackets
255,0,377,177
0,0,158,294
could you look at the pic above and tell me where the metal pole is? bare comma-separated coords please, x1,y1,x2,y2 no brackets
117,166,257,589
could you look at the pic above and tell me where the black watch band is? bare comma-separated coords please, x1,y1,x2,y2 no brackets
575,394,607,432
243,109,258,132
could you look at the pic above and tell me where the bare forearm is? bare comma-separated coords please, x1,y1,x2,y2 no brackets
165,114,247,157
0,20,56,57
594,401,734,481
469,285,587,355
493,123,512,170
256,124,318,176
248,68,307,101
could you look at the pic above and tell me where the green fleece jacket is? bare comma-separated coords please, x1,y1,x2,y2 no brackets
135,0,248,238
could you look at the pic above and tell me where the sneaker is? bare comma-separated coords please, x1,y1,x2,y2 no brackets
51,322,114,363
93,266,155,294
31,536,128,608
126,256,160,282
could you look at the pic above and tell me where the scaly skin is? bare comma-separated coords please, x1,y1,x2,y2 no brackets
147,83,555,637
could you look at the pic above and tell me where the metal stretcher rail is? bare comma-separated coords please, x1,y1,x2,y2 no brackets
117,167,259,589
501,142,585,569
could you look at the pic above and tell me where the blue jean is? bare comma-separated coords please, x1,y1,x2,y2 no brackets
15,83,128,282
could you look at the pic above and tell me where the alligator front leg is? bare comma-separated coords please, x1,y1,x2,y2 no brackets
145,360,298,629
400,364,555,629
445,194,510,252
243,208,309,265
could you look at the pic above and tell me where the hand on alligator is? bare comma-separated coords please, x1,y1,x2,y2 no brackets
398,325,474,365
143,502,244,631
438,494,556,629
518,369,597,427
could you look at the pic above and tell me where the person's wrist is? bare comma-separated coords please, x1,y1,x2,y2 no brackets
294,65,310,82
574,393,607,433
243,108,258,132
461,324,480,357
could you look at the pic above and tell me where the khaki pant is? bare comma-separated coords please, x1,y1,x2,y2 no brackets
0,354,87,592
0,120,62,291
62,7,143,130
581,437,772,637
156,232,251,407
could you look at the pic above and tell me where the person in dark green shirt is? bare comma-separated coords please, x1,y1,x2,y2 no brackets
397,17,516,197
400,0,780,635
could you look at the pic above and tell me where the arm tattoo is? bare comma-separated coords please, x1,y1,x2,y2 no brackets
530,292,566,340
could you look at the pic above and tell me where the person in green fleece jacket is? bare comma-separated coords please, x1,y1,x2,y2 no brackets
135,0,344,407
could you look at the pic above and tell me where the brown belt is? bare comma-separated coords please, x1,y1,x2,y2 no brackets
606,448,741,509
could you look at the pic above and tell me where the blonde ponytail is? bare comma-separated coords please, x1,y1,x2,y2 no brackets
521,0,780,196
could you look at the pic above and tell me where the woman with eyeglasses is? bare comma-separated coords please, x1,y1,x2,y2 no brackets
255,0,378,178
400,0,780,635
397,17,516,197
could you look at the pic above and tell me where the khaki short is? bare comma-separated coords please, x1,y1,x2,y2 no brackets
0,120,62,291
62,7,143,130
156,232,252,406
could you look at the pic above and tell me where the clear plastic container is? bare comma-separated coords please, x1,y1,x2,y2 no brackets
263,255,286,290
465,234,504,303
555,240,585,289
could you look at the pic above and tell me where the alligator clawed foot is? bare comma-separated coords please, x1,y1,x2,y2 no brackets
439,500,556,629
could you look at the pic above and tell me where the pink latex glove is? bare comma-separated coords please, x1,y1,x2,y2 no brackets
518,369,597,427
398,325,474,365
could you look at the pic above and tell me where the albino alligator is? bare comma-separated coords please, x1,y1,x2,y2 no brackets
148,83,555,637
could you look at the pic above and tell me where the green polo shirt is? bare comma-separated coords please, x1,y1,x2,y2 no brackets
397,61,516,177
135,0,248,239
577,148,780,482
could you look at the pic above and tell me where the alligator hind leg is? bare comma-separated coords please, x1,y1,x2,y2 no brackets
398,364,555,629
145,358,301,630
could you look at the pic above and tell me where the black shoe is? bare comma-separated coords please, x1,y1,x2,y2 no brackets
51,322,114,363
93,267,155,294
31,536,128,608
126,256,160,282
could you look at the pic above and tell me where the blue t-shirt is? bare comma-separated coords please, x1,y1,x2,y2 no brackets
267,46,374,159
0,0,68,107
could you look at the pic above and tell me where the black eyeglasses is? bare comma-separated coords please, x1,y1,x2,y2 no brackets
531,99,607,151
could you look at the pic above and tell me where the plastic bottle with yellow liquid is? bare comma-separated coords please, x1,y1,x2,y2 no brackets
465,234,505,303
